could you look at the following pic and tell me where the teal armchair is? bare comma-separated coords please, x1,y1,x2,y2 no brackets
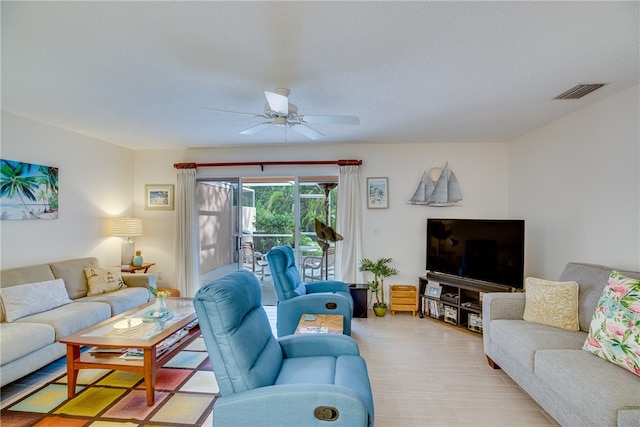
193,270,374,427
266,245,353,336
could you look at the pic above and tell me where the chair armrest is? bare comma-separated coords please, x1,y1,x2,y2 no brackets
122,273,157,290
279,293,353,314
214,384,370,427
306,280,350,294
482,292,525,321
278,334,360,357
482,292,525,359
302,255,323,267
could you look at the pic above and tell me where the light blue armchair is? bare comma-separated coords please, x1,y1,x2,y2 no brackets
266,245,353,336
193,270,374,427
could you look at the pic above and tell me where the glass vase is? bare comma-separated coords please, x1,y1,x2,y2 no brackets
155,297,167,312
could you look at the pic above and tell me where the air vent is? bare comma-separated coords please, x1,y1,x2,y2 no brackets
554,84,605,100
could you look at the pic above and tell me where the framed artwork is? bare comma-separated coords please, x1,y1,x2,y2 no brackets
0,159,59,220
145,184,174,210
367,177,388,209
426,284,442,298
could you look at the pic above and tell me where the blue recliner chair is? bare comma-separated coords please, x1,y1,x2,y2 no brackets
193,270,374,427
266,245,353,336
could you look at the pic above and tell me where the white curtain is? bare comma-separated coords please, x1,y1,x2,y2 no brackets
175,168,200,297
335,164,364,283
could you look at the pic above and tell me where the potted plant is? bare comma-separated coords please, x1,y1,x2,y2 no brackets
359,257,399,317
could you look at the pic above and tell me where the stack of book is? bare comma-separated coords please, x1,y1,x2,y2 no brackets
427,299,444,319
115,328,190,360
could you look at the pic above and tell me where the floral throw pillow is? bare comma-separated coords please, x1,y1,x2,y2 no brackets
83,267,127,296
583,271,640,377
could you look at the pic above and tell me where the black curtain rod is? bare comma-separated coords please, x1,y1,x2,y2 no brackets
174,159,362,172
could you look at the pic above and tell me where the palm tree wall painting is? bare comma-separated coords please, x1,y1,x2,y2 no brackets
0,159,59,220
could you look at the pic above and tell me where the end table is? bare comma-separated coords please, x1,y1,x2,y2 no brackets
121,263,155,273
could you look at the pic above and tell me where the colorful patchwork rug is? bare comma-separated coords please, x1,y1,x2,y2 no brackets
1,338,219,426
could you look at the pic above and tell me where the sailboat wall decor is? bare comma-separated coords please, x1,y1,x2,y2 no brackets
408,162,462,206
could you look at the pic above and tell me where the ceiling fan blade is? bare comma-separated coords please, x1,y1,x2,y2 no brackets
300,115,360,125
200,107,266,118
291,123,325,140
264,91,289,115
239,122,273,135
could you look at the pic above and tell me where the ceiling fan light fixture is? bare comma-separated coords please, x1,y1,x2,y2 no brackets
206,88,359,140
273,117,288,127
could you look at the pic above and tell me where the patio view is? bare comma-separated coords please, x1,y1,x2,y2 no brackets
197,176,339,299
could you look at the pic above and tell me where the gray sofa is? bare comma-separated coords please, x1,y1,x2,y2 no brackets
483,262,640,427
0,257,156,387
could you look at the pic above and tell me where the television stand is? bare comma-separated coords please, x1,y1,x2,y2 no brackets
418,272,513,334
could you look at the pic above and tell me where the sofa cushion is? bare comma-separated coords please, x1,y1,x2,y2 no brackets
77,287,151,315
50,257,100,299
523,277,579,331
558,262,640,332
16,301,111,340
583,271,640,377
490,319,587,372
275,356,336,385
0,322,56,365
83,267,127,296
535,349,640,427
0,263,55,287
0,278,72,322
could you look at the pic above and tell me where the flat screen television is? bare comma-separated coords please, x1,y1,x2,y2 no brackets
426,218,525,289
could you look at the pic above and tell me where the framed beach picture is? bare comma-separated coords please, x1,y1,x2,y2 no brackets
145,184,174,210
367,177,388,209
0,159,59,220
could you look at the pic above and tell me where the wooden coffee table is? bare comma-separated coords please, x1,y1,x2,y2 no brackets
295,314,343,334
60,298,200,406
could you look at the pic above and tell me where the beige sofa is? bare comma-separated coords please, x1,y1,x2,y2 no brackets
0,257,156,387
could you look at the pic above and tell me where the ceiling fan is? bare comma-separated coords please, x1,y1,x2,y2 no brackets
203,88,360,140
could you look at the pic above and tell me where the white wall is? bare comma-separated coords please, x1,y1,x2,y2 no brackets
509,85,640,279
5,84,636,290
131,148,184,288
133,141,510,290
0,112,136,268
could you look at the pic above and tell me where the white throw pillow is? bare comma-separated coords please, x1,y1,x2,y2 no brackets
0,278,72,322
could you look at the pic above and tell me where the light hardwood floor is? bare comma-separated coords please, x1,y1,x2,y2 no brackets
350,311,559,427
2,306,559,426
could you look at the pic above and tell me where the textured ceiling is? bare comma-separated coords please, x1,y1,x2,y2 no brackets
2,1,638,150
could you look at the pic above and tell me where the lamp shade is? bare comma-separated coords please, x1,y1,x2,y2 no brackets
113,217,143,237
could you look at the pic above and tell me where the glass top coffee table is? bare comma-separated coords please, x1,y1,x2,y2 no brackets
60,298,200,406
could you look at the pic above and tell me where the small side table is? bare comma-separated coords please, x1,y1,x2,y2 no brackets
120,263,155,273
348,283,369,318
295,314,343,335
390,285,418,316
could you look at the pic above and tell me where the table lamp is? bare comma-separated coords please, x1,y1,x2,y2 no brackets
112,217,143,266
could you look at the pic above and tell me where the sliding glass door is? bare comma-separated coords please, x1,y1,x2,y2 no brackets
197,179,241,286
197,175,338,285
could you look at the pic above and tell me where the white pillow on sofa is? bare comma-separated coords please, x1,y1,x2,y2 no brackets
0,278,72,322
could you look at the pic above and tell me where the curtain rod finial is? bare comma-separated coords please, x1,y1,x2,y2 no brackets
174,162,198,169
